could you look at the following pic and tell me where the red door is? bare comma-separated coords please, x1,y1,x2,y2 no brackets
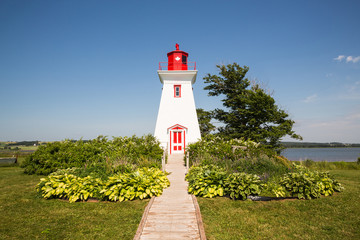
173,131,182,152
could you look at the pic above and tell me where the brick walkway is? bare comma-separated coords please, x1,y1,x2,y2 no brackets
135,154,203,240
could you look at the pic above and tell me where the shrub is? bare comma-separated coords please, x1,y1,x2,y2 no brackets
303,159,315,168
185,135,291,179
186,135,262,166
235,157,290,181
22,135,163,175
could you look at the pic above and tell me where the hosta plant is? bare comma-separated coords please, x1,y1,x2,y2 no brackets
100,168,170,202
186,165,226,198
279,164,343,199
225,172,264,200
36,167,170,203
264,181,287,198
36,173,104,203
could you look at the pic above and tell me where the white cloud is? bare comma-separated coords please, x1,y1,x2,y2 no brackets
334,55,345,61
334,55,360,63
346,56,360,63
303,94,318,103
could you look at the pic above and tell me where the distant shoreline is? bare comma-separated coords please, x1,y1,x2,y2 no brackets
281,142,360,148
284,146,360,149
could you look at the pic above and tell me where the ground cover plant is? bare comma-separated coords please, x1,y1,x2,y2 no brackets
101,167,170,202
186,165,227,198
278,164,343,199
36,167,170,202
0,167,147,240
198,170,360,240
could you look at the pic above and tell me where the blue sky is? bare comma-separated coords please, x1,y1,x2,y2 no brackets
0,0,359,143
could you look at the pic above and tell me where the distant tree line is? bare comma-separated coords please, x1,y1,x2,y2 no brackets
6,141,40,146
2,146,20,150
281,142,360,148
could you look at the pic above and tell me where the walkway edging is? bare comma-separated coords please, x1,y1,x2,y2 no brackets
133,196,155,240
191,195,207,240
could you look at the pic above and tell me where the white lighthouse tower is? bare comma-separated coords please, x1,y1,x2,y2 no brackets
154,44,201,154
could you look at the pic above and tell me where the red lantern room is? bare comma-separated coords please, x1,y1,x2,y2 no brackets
167,43,188,70
158,44,196,70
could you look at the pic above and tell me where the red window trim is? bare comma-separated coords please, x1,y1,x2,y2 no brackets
174,85,181,98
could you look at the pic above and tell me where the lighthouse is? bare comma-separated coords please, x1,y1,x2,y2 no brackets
154,44,201,154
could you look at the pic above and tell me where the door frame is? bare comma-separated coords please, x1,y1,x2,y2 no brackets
167,124,187,154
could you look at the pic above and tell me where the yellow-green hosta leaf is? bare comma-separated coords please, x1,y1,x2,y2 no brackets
83,192,89,200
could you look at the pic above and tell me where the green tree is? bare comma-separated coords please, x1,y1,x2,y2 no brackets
196,108,216,137
203,63,302,149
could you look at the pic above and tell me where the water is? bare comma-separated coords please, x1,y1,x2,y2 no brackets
282,147,360,162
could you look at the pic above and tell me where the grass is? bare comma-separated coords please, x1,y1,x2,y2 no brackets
198,169,360,239
2,152,359,239
294,159,360,170
16,145,39,151
0,167,148,240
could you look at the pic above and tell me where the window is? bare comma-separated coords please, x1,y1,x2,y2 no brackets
174,85,181,98
182,55,187,65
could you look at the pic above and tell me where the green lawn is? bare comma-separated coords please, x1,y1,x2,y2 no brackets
198,170,360,240
2,166,359,240
0,167,147,240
